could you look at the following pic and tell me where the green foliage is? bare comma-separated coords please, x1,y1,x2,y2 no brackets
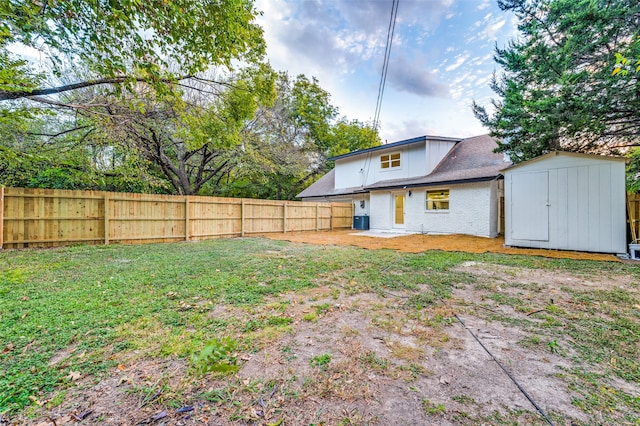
421,399,446,415
0,238,638,414
612,36,640,76
473,0,640,164
1,0,265,99
191,337,239,376
309,353,332,370
548,339,560,354
234,72,381,200
626,147,640,192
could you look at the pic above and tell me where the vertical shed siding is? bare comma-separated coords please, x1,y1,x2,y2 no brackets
505,154,626,253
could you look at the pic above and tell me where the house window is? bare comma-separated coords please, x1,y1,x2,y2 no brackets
381,152,401,169
426,190,449,210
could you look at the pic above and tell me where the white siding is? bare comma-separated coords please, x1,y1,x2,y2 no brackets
353,195,370,216
334,139,456,189
425,140,457,174
505,154,626,253
369,192,393,230
369,181,499,237
334,156,368,189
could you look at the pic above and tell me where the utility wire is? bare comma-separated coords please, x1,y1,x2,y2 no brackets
373,0,399,133
437,296,556,426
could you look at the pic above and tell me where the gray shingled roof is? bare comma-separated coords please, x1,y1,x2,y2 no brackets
296,134,509,199
366,134,509,189
296,169,368,199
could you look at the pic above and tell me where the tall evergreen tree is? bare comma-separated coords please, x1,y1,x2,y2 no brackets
473,0,640,163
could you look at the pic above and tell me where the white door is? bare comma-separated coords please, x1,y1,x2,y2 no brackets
393,193,405,228
511,171,549,241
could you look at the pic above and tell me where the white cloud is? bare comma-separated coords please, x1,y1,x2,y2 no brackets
484,18,506,39
444,52,470,72
477,0,491,10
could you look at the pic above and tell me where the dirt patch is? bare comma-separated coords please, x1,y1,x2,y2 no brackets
13,263,638,425
261,230,620,262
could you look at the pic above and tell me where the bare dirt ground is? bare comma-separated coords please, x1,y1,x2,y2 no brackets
11,233,638,425
261,229,619,262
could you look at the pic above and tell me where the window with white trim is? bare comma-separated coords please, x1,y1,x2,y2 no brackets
380,152,400,169
426,190,449,210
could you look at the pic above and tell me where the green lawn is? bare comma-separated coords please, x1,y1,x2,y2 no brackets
0,237,638,422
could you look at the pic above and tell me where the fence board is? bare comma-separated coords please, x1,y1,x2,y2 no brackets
0,188,353,249
629,193,640,242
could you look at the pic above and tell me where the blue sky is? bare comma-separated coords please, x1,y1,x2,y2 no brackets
254,0,519,143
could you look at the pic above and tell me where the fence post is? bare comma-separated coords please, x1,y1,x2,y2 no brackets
184,197,190,241
0,187,4,250
283,202,287,233
330,203,334,230
103,193,109,245
241,199,245,237
316,203,319,231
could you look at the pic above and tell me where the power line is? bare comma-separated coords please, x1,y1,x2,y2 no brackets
373,0,399,134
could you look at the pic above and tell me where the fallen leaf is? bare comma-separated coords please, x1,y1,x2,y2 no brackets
176,405,193,413
67,371,81,381
117,364,125,371
151,410,167,421
1,343,14,354
240,354,251,361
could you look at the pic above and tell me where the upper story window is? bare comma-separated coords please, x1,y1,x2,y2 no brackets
381,152,401,169
426,189,449,210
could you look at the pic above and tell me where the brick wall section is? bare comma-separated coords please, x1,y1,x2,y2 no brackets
369,181,499,237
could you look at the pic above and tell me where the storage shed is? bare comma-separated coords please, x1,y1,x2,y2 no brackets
504,151,627,254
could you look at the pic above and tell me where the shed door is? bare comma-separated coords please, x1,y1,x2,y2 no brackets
511,171,549,241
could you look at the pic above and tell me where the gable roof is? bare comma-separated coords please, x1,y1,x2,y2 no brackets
329,135,461,161
296,169,369,199
501,150,627,172
366,134,509,190
296,134,509,199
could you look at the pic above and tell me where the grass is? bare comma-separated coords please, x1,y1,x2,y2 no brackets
1,236,639,421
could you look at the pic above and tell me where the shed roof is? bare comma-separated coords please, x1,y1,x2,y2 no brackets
501,150,628,172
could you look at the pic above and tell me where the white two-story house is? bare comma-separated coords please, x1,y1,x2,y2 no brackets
297,134,511,238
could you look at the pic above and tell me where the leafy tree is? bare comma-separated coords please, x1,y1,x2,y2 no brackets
613,36,640,76
70,66,276,195
1,0,268,192
0,114,170,192
473,0,640,163
0,0,265,102
234,73,381,200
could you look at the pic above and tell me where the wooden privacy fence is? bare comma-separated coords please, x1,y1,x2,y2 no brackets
0,187,353,249
629,192,640,242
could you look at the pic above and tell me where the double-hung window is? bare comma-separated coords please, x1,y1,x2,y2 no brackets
381,152,400,169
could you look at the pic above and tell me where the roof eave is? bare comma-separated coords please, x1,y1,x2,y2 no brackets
366,175,502,191
329,135,461,161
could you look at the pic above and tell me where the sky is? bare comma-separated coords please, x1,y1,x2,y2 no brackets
254,0,520,143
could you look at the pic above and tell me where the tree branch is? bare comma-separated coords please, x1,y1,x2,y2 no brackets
0,75,193,101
